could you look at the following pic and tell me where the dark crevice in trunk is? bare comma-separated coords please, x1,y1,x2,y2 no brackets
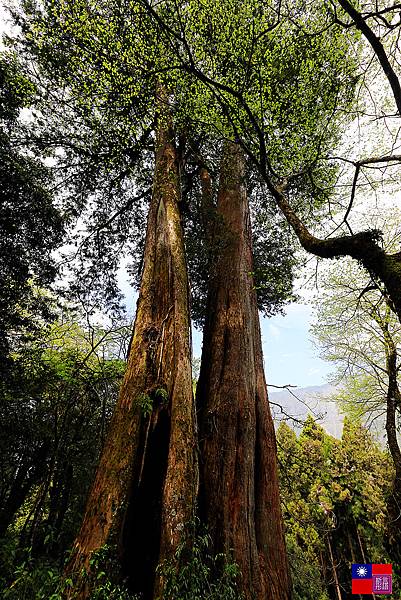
122,409,171,599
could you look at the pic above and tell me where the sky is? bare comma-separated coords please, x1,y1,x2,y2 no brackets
196,303,331,389
0,6,11,40
260,303,331,388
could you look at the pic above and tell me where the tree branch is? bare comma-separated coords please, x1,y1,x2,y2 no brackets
336,0,401,115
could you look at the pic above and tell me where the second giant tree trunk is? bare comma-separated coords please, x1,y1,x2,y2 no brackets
197,143,291,600
65,89,197,599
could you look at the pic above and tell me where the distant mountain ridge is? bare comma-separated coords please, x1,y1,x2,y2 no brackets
268,383,344,438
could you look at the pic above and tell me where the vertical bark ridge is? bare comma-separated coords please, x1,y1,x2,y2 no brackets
197,142,291,600
64,86,197,599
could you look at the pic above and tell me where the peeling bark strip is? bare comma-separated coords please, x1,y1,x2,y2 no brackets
64,86,197,600
197,142,291,600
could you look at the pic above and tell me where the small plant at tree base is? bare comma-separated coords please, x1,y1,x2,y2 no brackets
157,524,244,600
83,544,139,600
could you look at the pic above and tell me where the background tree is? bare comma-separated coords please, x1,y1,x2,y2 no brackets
0,51,64,370
277,416,394,599
0,309,128,592
311,240,401,564
311,254,401,427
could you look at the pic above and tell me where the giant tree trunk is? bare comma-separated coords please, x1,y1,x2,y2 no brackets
65,88,197,599
196,142,291,600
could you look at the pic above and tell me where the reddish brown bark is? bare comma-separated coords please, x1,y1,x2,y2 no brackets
196,142,291,600
64,88,197,599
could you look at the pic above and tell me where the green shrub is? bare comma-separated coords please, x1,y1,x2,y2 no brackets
158,527,243,600
1,551,62,600
1,526,243,600
0,543,137,600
